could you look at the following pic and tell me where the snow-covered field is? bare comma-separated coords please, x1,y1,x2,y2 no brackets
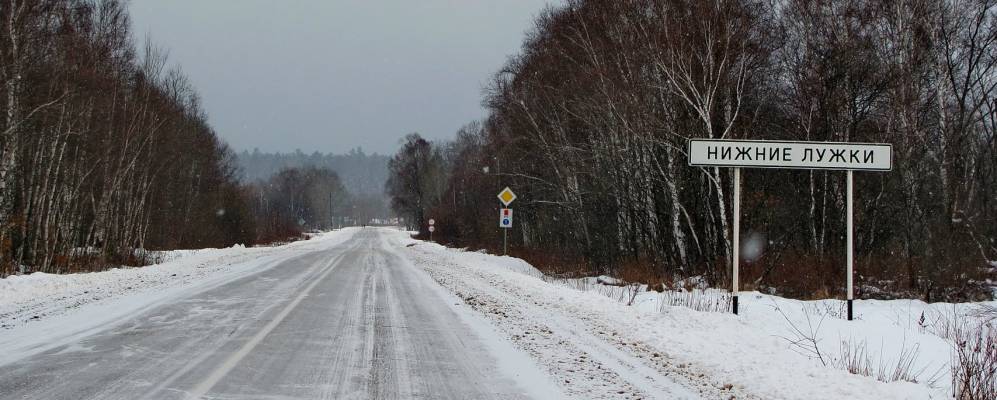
397,232,995,400
0,228,359,365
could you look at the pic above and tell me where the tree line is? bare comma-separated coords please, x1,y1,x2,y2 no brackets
236,148,390,198
238,148,392,226
247,166,355,243
0,0,359,277
388,0,997,302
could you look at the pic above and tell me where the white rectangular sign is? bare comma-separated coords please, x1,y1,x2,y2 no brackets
688,139,892,171
499,208,513,228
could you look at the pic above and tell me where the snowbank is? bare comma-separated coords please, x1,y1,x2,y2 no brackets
398,233,994,399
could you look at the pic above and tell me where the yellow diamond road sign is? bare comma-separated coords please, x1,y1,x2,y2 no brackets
497,187,517,206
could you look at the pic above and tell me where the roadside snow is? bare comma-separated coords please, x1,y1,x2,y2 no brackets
381,238,569,400
398,239,740,399
0,228,358,366
393,233,988,400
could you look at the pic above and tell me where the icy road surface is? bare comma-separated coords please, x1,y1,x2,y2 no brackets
0,228,563,400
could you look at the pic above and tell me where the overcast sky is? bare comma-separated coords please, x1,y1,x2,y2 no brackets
129,0,555,155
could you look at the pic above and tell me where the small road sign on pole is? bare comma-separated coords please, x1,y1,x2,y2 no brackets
500,208,512,255
497,188,517,255
499,208,513,228
498,187,517,207
428,219,435,226
688,139,892,319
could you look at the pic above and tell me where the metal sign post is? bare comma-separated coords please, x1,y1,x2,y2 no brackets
428,219,435,242
498,188,517,256
847,170,854,320
732,168,741,315
499,208,513,255
689,139,891,320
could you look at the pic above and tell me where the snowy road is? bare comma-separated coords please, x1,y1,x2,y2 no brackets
0,229,559,400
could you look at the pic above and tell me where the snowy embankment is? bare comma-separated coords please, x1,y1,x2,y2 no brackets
395,232,993,400
0,228,358,365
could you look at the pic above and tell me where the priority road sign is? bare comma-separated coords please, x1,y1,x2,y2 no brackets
499,208,513,228
497,187,517,206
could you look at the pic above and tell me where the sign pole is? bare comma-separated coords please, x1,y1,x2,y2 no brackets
847,170,854,321
497,188,517,256
732,168,740,315
503,229,508,255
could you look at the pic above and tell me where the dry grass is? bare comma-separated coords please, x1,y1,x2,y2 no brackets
775,301,940,386
950,317,997,399
832,338,941,386
656,289,732,313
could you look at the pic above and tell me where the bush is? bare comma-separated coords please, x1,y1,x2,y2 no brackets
952,322,997,399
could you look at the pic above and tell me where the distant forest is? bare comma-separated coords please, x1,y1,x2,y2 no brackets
237,148,390,197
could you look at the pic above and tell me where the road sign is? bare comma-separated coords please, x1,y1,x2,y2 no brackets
428,219,435,226
497,187,517,206
428,226,435,232
688,139,892,171
499,208,513,228
688,138,892,319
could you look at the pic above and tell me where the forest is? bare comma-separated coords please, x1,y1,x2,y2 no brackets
0,0,364,276
387,0,997,302
237,148,392,226
236,148,389,197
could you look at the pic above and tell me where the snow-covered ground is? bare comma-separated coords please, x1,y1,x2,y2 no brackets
2,226,991,399
0,228,565,399
396,232,995,400
0,228,359,365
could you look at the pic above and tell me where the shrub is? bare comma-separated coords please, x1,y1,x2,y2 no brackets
951,321,997,399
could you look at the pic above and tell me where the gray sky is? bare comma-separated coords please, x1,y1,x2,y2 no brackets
129,0,555,155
